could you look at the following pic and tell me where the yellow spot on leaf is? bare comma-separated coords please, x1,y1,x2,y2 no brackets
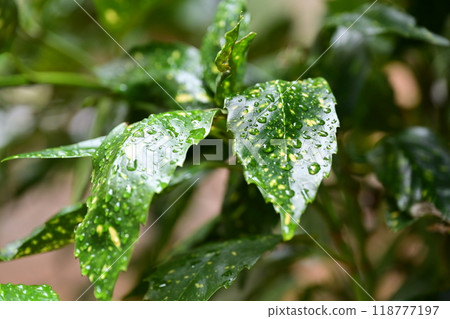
96,225,103,235
278,184,286,190
270,180,277,187
104,9,120,25
305,119,317,126
176,93,194,103
195,283,204,288
231,251,237,256
108,226,121,249
289,154,297,162
284,214,291,225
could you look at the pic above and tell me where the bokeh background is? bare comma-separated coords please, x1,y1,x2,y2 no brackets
0,0,449,300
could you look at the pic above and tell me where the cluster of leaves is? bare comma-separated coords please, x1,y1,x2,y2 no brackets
0,0,449,301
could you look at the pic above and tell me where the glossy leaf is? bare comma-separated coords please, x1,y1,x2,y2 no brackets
0,283,59,301
0,0,18,52
225,79,339,240
1,137,105,162
144,235,279,300
326,3,450,46
0,203,87,261
97,43,211,110
74,109,218,300
201,0,250,93
215,16,256,105
368,127,450,230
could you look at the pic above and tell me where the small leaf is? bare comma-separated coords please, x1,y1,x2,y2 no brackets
75,109,217,300
0,0,18,52
0,283,59,301
326,3,450,46
2,137,105,162
97,43,211,109
368,127,450,230
225,79,339,240
144,235,280,300
201,0,250,93
0,203,87,261
214,16,256,105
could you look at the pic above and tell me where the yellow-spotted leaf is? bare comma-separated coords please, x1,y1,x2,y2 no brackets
97,43,212,110
0,283,59,301
368,127,450,230
0,204,86,261
225,79,339,240
144,235,279,300
75,109,217,300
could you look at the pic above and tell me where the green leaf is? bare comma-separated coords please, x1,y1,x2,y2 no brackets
368,127,450,230
0,0,18,52
225,79,339,240
213,170,279,239
75,109,218,300
97,43,211,110
144,235,280,300
214,16,256,105
326,3,450,46
0,283,59,301
201,0,250,93
0,203,87,261
1,137,105,162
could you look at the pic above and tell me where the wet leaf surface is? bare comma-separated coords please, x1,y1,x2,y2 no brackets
144,235,280,300
0,203,86,261
368,127,450,230
2,137,104,162
225,79,339,240
201,0,250,93
0,283,59,301
75,109,217,300
97,42,211,110
326,3,450,46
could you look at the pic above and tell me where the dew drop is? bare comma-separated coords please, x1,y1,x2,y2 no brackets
280,163,293,171
257,117,267,124
248,128,260,135
262,144,274,153
126,159,138,171
266,94,275,102
308,163,321,175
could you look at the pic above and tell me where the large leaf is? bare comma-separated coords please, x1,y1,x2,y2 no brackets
326,3,450,46
201,0,250,93
0,203,87,261
1,137,104,162
97,43,211,110
368,127,450,230
144,235,280,300
0,0,18,52
0,283,59,301
75,109,218,300
225,79,339,240
214,16,256,105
